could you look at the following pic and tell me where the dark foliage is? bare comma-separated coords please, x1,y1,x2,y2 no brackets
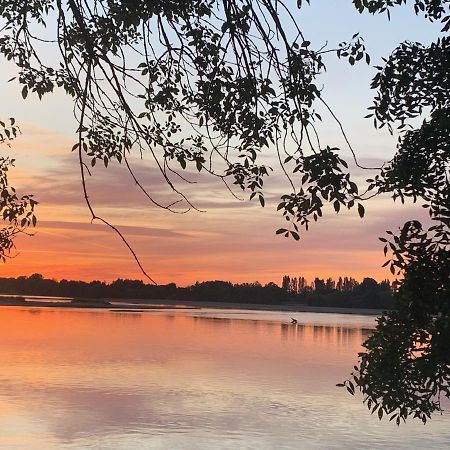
0,119,37,261
0,273,394,308
339,0,450,425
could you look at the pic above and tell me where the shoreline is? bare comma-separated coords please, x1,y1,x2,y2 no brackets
0,296,385,316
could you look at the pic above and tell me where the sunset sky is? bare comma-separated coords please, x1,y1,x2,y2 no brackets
0,2,439,286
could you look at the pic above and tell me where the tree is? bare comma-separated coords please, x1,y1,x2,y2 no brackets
0,0,448,423
358,277,378,294
298,276,308,293
282,275,291,292
0,0,373,277
325,277,335,291
289,276,298,294
313,277,326,293
0,119,38,261
338,0,450,425
342,276,358,292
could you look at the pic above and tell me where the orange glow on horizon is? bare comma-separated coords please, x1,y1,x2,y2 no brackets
1,122,419,287
1,219,396,286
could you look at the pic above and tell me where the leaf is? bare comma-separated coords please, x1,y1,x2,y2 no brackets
358,203,365,218
333,200,340,213
290,231,300,240
21,86,28,99
259,195,265,207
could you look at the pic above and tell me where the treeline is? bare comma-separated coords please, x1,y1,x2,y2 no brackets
0,274,286,304
282,275,393,293
0,273,394,309
282,275,394,309
0,274,178,300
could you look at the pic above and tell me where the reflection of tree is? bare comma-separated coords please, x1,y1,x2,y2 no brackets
281,323,367,347
193,316,232,329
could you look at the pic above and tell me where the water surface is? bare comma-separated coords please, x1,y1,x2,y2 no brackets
0,307,448,449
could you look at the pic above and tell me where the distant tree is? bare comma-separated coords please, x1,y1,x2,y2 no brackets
313,277,326,293
325,277,335,291
379,279,391,291
342,276,358,292
28,273,43,281
289,277,298,294
282,275,291,292
358,277,378,293
298,276,308,293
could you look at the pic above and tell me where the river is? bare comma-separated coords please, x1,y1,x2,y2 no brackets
0,307,448,449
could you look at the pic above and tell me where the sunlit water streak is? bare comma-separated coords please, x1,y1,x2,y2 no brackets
0,307,448,449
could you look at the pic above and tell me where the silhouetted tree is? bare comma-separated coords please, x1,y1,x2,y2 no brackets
342,276,358,292
358,277,378,294
298,276,308,293
313,278,326,293
0,120,37,260
339,0,450,425
325,277,335,291
282,276,291,292
289,277,298,294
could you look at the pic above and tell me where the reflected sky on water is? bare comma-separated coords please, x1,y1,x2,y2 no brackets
0,307,448,449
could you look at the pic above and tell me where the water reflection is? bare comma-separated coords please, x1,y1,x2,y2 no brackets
0,307,448,450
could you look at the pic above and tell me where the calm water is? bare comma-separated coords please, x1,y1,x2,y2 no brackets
0,307,448,449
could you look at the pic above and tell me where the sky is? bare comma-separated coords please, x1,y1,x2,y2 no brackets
0,1,440,286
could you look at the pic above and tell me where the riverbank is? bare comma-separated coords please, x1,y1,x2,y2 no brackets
0,296,385,316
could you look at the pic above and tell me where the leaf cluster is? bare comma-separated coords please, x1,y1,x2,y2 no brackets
0,119,38,261
0,0,369,230
344,0,450,424
276,147,363,239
